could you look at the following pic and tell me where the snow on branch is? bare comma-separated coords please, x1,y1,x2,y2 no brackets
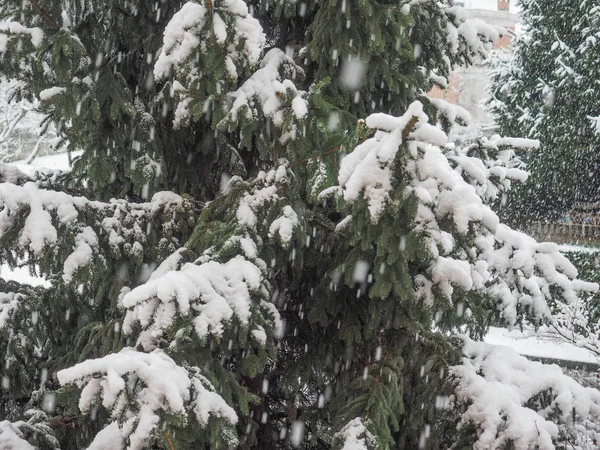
269,205,299,247
223,48,308,129
0,182,198,282
0,290,27,330
0,281,49,404
121,255,266,346
429,98,472,127
452,337,600,449
332,101,597,325
154,0,269,128
0,163,31,184
333,418,376,450
86,423,124,450
546,295,600,358
120,165,295,351
0,22,44,53
234,163,300,241
57,349,237,450
154,0,264,81
445,137,529,203
445,7,502,60
475,226,597,324
0,420,35,450
338,101,446,222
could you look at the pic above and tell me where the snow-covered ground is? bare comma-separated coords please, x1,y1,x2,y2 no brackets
2,151,599,366
558,243,600,254
10,150,82,175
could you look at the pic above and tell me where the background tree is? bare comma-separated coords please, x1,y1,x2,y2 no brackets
0,77,59,163
0,1,599,450
489,0,600,222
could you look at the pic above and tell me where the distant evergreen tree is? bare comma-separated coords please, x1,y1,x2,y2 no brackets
0,1,600,449
489,0,600,222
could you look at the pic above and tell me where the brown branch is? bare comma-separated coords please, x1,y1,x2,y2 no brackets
289,145,342,168
48,416,77,429
402,116,420,141
163,431,176,450
29,0,60,30
184,91,228,102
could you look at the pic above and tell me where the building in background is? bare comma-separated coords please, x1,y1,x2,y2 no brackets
429,0,518,126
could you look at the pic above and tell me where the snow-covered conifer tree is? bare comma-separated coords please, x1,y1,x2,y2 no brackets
489,0,600,221
0,1,599,449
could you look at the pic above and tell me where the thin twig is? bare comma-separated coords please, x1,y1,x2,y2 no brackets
28,0,60,30
163,431,176,450
289,145,342,168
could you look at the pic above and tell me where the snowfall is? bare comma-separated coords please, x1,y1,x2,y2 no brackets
4,151,598,369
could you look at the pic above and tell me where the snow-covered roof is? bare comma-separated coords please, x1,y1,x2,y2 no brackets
485,327,600,367
463,0,519,14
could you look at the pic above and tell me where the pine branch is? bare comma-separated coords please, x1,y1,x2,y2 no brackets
28,0,60,30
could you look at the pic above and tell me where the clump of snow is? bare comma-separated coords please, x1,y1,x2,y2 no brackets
0,180,194,283
154,0,265,80
430,98,471,127
334,418,375,450
39,87,66,101
335,215,353,232
338,101,446,222
86,423,125,450
268,205,299,247
237,184,279,229
0,421,34,450
236,164,289,231
57,349,237,450
0,292,22,329
452,337,600,449
0,22,44,51
251,325,267,346
446,138,528,202
225,48,308,128
121,256,263,343
62,227,98,283
445,7,502,59
154,2,208,80
489,136,540,150
148,247,187,281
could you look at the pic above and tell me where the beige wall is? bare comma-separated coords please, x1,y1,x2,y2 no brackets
427,10,517,125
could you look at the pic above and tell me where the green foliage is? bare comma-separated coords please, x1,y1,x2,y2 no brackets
0,0,552,449
560,248,600,322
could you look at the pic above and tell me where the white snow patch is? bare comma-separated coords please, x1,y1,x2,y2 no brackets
39,86,66,101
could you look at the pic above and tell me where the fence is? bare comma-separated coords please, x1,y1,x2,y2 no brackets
526,222,600,244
